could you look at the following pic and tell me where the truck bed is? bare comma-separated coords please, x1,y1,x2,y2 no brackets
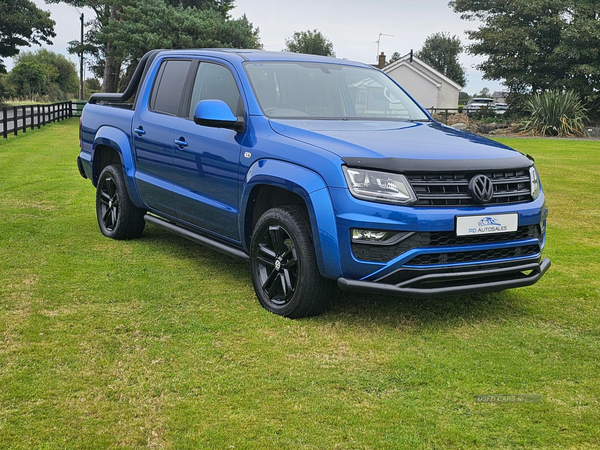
81,103,134,141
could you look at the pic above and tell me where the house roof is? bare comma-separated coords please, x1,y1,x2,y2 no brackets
382,53,463,90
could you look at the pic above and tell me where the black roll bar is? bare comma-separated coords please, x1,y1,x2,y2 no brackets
88,50,162,104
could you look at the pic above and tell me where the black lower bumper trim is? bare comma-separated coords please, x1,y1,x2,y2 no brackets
337,258,551,297
76,156,87,179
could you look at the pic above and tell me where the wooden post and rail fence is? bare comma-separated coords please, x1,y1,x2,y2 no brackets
1,101,86,139
426,108,462,124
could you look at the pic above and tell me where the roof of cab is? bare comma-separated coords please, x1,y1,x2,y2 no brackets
156,48,370,67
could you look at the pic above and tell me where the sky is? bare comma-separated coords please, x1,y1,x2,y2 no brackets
6,0,505,95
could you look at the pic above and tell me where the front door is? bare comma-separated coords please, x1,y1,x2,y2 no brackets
172,61,244,241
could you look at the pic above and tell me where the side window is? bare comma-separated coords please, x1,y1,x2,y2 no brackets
188,62,242,119
150,60,191,116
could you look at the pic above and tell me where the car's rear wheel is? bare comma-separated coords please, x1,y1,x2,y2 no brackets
96,164,145,240
250,206,334,318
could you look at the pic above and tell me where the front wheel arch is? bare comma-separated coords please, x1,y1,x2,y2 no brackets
239,160,343,280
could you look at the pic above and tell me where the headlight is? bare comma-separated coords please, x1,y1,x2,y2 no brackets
342,166,417,205
530,166,540,199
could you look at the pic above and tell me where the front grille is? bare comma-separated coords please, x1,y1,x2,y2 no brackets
406,170,532,206
351,225,541,263
407,244,540,266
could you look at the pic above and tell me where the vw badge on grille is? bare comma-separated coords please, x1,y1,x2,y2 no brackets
469,174,494,203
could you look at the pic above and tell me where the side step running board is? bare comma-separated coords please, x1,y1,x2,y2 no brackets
144,214,249,261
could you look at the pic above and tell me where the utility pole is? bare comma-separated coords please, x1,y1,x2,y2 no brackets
374,33,394,63
79,13,84,101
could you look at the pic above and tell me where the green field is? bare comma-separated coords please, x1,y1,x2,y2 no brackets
1,119,599,449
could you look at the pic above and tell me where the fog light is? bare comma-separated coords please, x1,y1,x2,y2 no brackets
352,229,394,242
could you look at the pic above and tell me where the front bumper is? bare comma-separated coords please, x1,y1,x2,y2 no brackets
338,257,551,297
329,187,548,280
325,186,550,296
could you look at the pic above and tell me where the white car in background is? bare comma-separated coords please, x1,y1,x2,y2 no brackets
494,102,508,115
465,98,495,114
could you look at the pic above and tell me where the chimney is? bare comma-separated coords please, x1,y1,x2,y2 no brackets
378,52,386,69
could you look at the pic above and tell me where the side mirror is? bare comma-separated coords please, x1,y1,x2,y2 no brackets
193,99,245,132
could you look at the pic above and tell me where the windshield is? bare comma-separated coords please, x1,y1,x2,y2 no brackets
244,62,429,121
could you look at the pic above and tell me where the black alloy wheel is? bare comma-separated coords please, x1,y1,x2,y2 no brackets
255,223,299,305
96,164,145,240
250,206,335,318
98,173,119,232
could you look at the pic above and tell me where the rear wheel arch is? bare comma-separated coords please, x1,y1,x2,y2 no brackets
92,144,122,186
91,126,144,208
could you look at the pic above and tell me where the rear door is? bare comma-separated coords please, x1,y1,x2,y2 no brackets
172,60,245,241
133,58,192,217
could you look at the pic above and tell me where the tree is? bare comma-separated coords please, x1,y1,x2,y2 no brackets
84,78,101,98
0,73,15,100
99,0,260,91
475,87,490,98
450,0,600,109
0,0,56,71
553,1,600,109
48,0,253,92
164,0,234,14
8,49,78,99
415,32,466,87
459,91,470,103
284,29,335,57
386,52,402,66
8,60,47,97
16,49,79,96
45,0,122,93
85,78,101,91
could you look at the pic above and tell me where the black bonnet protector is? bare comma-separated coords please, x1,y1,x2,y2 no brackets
342,154,534,173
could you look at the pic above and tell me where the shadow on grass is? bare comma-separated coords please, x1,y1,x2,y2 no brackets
140,225,525,329
326,289,522,329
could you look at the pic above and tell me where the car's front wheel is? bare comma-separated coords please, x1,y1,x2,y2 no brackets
249,206,334,318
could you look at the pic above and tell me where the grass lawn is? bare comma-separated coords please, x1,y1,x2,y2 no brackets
1,120,599,449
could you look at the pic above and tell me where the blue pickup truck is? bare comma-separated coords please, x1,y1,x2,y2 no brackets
77,49,550,318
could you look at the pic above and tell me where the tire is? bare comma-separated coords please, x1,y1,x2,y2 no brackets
249,206,335,318
96,164,146,240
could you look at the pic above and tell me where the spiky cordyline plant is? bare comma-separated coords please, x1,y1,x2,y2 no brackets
521,90,588,137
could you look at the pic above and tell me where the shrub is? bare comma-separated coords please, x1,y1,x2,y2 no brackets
0,73,15,102
8,61,47,99
521,90,588,136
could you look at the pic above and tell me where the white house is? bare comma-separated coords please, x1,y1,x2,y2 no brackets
382,53,463,109
492,91,509,104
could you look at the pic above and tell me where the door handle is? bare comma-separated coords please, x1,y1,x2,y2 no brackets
174,138,188,148
134,126,146,136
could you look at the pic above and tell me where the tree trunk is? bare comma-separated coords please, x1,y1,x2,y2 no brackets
102,47,121,92
101,6,121,93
